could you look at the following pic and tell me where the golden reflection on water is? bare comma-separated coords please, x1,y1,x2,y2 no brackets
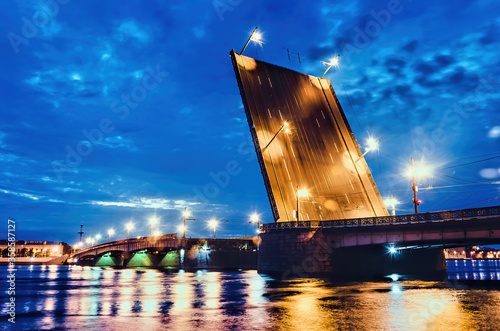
9,266,500,330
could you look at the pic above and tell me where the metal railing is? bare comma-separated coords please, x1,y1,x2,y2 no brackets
72,233,177,256
261,206,500,231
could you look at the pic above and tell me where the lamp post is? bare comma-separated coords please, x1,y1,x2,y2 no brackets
356,138,380,163
108,229,114,242
408,158,431,214
320,55,340,79
384,195,399,216
410,157,419,213
240,27,263,55
149,216,158,237
182,208,196,239
126,222,134,239
250,213,260,250
209,219,218,239
250,213,260,233
296,188,308,222
95,234,102,244
262,121,290,151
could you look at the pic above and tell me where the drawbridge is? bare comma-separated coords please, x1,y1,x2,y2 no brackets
230,50,389,222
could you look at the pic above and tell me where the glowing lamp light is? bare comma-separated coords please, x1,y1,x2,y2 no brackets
251,32,263,43
297,189,308,198
384,197,399,207
388,246,397,254
209,219,218,228
329,56,339,66
250,213,259,223
366,137,380,151
126,222,134,231
387,273,400,281
183,210,190,218
177,225,186,233
283,121,291,133
108,229,115,236
95,234,102,241
154,230,161,236
407,165,432,178
149,216,159,225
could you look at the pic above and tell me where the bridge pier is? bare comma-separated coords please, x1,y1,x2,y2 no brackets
259,228,447,280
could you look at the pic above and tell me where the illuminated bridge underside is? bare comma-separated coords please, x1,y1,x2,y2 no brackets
231,50,388,222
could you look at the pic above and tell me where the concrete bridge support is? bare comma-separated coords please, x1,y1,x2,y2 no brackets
259,228,447,280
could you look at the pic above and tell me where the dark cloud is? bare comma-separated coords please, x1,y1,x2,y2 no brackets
401,40,418,53
434,55,454,67
384,57,406,76
413,61,436,75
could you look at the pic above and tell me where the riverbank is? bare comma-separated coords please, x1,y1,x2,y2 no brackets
0,255,68,265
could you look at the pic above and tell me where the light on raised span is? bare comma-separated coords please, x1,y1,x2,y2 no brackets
329,56,339,66
251,32,263,43
366,137,380,151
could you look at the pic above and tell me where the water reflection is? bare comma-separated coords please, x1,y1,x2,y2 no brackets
447,259,500,280
2,266,500,330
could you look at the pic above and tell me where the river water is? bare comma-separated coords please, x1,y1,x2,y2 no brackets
1,265,500,330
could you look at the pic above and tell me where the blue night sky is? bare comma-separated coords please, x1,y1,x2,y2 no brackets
1,0,499,244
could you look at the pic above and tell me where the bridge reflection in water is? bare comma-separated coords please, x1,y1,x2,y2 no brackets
5,266,500,330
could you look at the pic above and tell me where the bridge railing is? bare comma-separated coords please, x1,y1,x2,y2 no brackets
261,206,500,230
72,233,177,256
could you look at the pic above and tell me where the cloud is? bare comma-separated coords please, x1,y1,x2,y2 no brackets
90,197,206,210
0,188,40,201
401,40,418,53
101,136,139,151
488,126,500,138
116,20,151,43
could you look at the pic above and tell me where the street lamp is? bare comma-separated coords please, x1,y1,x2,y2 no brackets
320,55,340,79
209,219,218,239
407,158,432,213
177,225,186,237
95,234,102,244
384,195,399,216
85,237,91,248
149,216,159,237
262,121,290,151
356,137,380,163
240,27,264,55
250,213,260,233
182,208,196,239
108,229,115,242
126,222,134,239
296,188,308,222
